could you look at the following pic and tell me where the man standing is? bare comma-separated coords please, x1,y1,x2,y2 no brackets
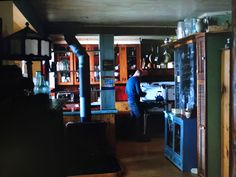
125,69,149,141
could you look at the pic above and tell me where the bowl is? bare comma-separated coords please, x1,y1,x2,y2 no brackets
185,111,191,118
171,108,181,115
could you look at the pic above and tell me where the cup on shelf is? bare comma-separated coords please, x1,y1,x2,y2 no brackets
114,72,119,77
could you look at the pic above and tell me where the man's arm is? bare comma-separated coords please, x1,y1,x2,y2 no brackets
135,80,146,97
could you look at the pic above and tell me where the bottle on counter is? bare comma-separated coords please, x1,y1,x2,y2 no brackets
33,71,50,95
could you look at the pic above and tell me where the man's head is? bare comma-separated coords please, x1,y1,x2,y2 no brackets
133,69,142,77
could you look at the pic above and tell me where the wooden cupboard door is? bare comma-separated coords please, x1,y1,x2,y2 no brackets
72,53,79,85
197,80,206,126
74,45,99,85
114,44,140,84
114,45,123,83
88,51,96,84
85,45,96,84
198,125,206,177
197,80,206,177
196,35,207,177
220,49,230,177
196,36,206,80
126,44,140,78
56,51,75,85
119,45,128,83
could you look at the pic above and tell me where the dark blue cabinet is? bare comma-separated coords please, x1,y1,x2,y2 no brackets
164,111,197,171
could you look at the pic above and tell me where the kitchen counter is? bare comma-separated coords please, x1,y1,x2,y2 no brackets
63,109,118,116
164,111,195,120
62,102,101,112
144,107,164,113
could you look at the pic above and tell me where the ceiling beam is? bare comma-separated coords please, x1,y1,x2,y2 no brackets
47,22,176,36
13,1,45,35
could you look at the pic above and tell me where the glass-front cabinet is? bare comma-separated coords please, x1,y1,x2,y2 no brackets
174,42,195,110
114,44,140,84
55,44,140,85
166,115,173,148
55,49,74,85
174,123,181,155
54,44,100,86
72,45,100,85
164,111,197,172
126,46,138,78
163,36,197,172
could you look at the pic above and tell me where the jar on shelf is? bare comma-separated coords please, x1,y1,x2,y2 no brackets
176,21,185,39
61,58,69,71
195,19,204,33
184,18,192,36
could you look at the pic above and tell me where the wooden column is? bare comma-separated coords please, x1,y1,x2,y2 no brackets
231,1,236,177
221,49,230,177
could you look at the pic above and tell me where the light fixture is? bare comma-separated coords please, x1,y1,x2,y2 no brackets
1,22,51,80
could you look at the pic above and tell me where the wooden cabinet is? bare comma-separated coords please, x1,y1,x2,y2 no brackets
55,50,75,85
126,45,141,78
55,44,99,86
55,44,141,86
196,34,207,177
196,35,206,80
168,33,230,177
115,44,140,84
164,112,197,172
163,36,197,172
115,45,127,83
86,45,100,84
195,32,230,177
73,45,100,85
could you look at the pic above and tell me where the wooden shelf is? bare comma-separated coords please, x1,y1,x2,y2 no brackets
142,68,174,82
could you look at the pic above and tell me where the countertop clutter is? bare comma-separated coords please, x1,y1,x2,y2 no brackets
171,108,192,119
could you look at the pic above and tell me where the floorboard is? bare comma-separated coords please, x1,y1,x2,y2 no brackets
116,136,197,177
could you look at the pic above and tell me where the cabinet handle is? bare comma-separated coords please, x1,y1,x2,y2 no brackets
200,126,206,130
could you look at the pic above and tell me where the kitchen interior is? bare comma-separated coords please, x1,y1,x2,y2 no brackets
0,1,235,177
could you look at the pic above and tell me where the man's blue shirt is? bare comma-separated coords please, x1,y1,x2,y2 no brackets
125,76,145,102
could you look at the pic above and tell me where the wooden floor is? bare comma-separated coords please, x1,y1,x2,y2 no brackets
116,136,197,177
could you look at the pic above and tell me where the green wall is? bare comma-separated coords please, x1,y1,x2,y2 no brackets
206,34,229,177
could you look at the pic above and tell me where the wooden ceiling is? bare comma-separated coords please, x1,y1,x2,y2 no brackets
13,0,231,37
